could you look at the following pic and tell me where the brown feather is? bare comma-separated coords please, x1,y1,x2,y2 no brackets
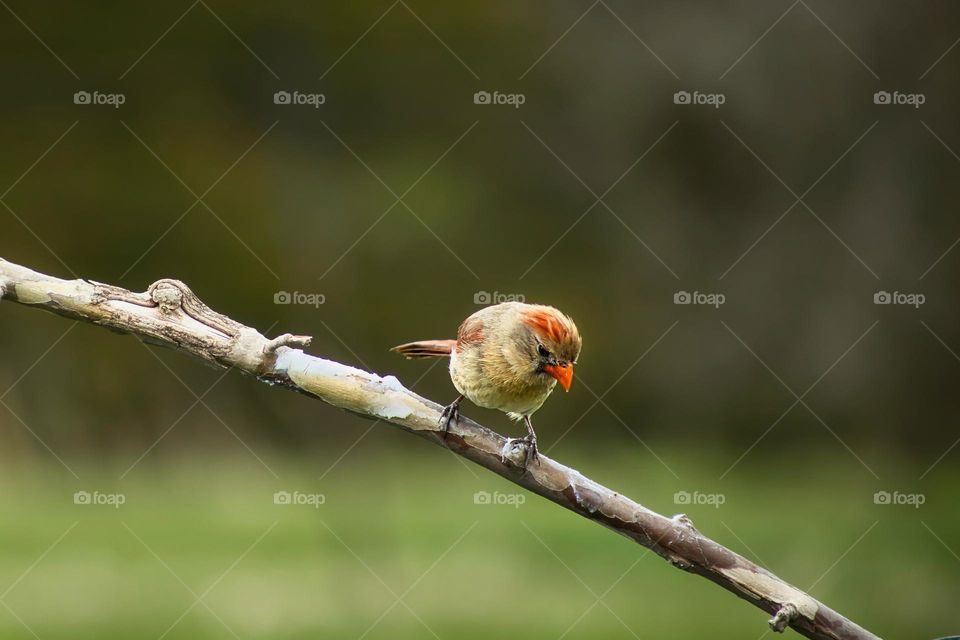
455,317,484,352
390,339,456,359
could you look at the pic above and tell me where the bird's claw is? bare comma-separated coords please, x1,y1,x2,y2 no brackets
438,402,460,439
521,434,539,469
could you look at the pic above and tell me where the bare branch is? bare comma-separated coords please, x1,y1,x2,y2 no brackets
0,256,881,640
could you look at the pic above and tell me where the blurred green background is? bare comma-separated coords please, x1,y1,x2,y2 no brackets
1,1,958,638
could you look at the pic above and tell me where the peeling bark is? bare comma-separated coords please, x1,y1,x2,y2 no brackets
0,257,881,640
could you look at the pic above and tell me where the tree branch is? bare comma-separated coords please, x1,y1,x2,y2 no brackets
0,257,881,640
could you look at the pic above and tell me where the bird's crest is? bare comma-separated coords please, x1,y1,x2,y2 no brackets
519,306,581,358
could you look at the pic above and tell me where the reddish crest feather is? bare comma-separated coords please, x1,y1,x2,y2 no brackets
520,308,571,344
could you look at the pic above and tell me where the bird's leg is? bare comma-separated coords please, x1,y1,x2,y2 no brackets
438,394,464,439
521,415,539,467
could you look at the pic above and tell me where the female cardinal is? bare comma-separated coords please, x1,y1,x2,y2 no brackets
391,301,581,465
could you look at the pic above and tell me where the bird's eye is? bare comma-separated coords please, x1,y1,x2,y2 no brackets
537,344,551,359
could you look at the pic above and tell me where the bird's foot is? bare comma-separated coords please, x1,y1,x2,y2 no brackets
438,398,462,439
521,433,539,469
499,435,539,470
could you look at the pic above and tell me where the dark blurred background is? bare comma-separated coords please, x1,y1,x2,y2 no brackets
0,2,957,638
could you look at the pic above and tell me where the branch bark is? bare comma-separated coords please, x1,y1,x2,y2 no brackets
0,257,881,640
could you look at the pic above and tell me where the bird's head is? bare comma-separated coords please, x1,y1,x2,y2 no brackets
517,305,581,392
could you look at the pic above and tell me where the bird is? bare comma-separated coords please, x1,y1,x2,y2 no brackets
390,301,581,466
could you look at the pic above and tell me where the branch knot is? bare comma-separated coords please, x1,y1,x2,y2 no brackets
769,603,799,633
143,278,241,338
150,280,184,312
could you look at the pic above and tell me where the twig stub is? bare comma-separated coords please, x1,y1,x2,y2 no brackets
770,603,800,633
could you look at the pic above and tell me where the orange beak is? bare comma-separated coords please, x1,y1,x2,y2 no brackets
543,362,574,392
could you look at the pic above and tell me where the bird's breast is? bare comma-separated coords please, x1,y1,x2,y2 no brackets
449,349,555,417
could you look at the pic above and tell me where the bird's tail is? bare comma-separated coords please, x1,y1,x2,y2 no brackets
390,339,456,359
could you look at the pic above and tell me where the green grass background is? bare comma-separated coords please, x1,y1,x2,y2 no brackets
0,442,954,639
